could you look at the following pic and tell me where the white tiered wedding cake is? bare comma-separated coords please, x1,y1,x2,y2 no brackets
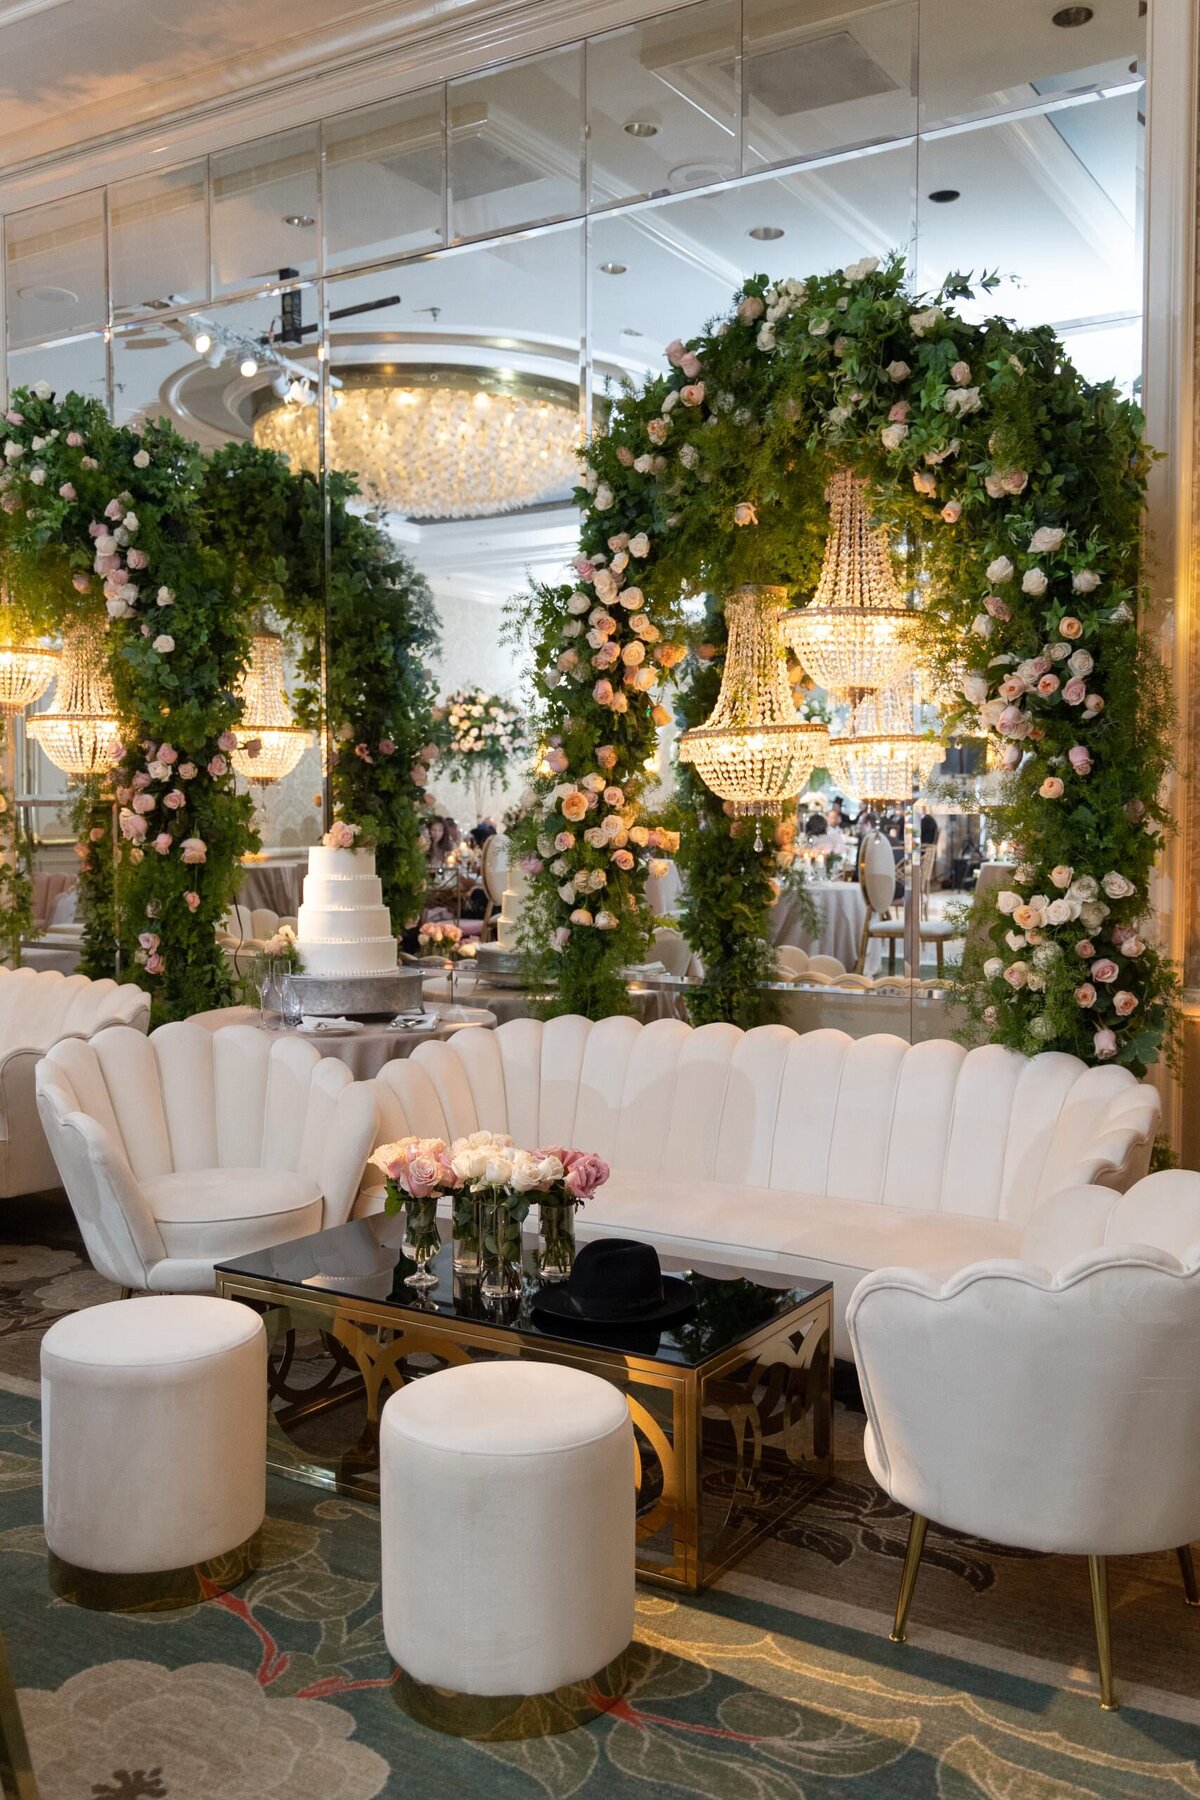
495,862,529,951
297,843,398,976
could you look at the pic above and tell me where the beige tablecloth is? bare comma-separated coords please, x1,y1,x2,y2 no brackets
189,1003,495,1076
770,881,880,974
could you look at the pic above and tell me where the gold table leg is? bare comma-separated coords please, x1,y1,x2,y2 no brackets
1088,1554,1118,1712
890,1512,928,1643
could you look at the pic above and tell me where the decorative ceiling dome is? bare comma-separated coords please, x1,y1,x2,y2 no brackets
252,366,581,522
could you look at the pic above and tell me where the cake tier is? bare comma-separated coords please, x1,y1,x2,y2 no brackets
308,846,377,879
297,936,398,976
303,873,383,908
298,903,392,940
496,918,520,950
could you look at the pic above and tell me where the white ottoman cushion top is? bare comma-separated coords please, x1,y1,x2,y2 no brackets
382,1361,634,1700
42,1296,266,1577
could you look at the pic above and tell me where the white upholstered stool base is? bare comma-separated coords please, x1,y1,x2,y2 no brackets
381,1360,635,1738
41,1296,267,1611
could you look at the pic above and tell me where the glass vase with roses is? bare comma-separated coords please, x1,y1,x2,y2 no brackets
369,1136,459,1288
532,1148,611,1281
443,1132,564,1300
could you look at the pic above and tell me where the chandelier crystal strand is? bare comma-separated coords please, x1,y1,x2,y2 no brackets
780,467,918,696
27,620,120,776
231,630,312,785
679,585,830,848
254,373,581,521
831,678,944,803
0,589,58,712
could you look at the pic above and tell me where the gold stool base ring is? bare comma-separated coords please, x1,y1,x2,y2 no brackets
47,1530,261,1613
394,1645,634,1739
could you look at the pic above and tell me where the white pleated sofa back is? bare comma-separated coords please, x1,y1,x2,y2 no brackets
369,1016,1158,1224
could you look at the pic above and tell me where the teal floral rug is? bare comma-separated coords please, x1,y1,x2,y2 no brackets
3,1386,1200,1800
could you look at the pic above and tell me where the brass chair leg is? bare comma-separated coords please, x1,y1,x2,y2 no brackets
1087,1554,1118,1711
1177,1545,1200,1606
890,1513,928,1643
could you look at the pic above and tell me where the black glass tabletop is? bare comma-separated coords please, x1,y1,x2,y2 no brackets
217,1214,831,1370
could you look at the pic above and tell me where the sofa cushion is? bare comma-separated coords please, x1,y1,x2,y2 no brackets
577,1169,1022,1356
144,1167,324,1259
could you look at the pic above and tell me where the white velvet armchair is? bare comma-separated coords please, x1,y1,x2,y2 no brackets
847,1172,1200,1710
35,1021,377,1293
0,967,150,1198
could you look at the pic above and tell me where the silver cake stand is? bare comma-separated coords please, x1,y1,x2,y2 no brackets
287,968,425,1019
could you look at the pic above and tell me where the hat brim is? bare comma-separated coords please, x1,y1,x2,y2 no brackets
531,1274,695,1330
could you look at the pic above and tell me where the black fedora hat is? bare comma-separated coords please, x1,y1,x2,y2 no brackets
532,1237,695,1329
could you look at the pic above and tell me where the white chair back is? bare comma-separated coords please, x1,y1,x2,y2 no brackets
859,830,897,914
651,927,692,978
848,1231,1200,1555
482,835,508,906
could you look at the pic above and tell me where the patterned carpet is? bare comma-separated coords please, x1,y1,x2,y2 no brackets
3,1195,1200,1799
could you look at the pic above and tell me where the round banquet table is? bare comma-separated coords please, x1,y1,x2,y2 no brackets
188,1003,495,1077
769,881,881,975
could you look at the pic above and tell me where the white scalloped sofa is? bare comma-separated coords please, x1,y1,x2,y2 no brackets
1,967,150,1198
363,1016,1160,1355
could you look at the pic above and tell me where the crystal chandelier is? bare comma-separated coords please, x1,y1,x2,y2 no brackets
231,630,312,785
781,468,918,696
679,586,830,838
829,680,944,803
27,620,120,776
0,589,58,712
252,367,581,522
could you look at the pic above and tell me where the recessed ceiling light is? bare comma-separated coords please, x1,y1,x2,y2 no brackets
1052,5,1093,24
283,213,315,228
623,120,658,138
927,189,961,204
598,261,627,275
747,225,785,241
18,283,77,304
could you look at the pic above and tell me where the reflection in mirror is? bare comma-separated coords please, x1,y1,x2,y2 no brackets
4,190,107,349
448,43,584,242
587,0,739,210
916,89,1143,392
210,125,320,297
109,290,326,852
918,0,1144,134
109,159,210,321
8,334,110,849
588,150,917,380
323,87,446,272
302,227,585,823
743,0,918,172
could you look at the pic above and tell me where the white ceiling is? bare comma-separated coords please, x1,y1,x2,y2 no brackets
2,0,1147,603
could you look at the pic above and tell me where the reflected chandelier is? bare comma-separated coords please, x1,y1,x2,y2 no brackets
679,585,829,843
0,589,58,712
781,468,918,696
27,620,120,776
232,630,312,785
830,680,944,803
253,368,581,521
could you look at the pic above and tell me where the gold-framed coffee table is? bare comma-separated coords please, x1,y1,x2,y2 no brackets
216,1216,832,1594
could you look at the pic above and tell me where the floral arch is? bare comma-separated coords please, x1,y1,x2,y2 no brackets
512,256,1176,1074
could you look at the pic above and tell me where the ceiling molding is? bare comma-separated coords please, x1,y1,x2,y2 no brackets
0,0,700,215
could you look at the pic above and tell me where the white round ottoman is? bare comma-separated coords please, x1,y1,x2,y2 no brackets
41,1296,267,1610
381,1360,635,1737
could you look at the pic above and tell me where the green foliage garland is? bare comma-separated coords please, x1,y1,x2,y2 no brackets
517,256,1176,1072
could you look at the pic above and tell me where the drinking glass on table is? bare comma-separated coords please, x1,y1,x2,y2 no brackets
280,975,303,1030
251,953,272,1026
